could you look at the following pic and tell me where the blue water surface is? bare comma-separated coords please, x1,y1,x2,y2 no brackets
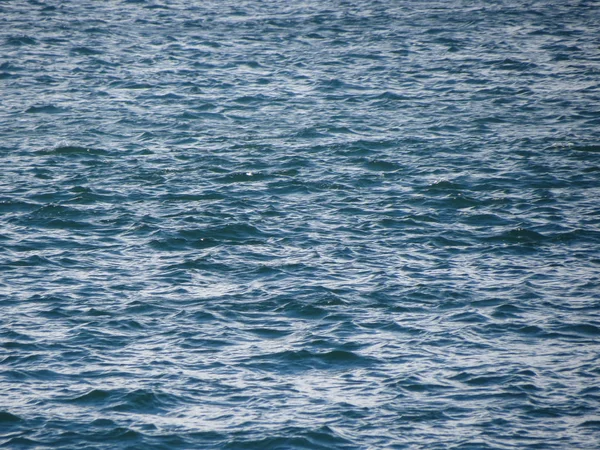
2,0,600,448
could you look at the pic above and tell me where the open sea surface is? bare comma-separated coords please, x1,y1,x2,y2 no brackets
2,0,600,448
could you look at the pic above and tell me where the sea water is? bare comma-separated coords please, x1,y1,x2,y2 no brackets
1,0,600,448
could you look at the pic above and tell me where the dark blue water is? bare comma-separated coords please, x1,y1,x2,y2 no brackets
2,0,600,448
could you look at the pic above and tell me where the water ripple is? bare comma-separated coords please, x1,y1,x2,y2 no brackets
2,0,600,448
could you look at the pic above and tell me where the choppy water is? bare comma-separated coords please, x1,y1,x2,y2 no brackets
2,0,600,448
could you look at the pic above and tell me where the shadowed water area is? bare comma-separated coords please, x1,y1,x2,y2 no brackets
2,0,600,448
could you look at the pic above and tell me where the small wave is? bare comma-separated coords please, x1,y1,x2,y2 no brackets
363,158,401,172
0,437,42,447
487,58,538,71
111,81,155,89
217,171,270,183
5,35,37,46
4,254,56,268
111,389,179,413
25,104,67,114
70,388,113,404
43,218,94,230
149,236,217,251
224,425,355,450
461,213,511,226
180,223,269,242
233,94,273,104
491,304,524,319
571,144,600,153
37,145,108,156
70,46,103,55
579,419,600,428
244,327,292,339
247,349,375,372
373,91,410,101
555,323,600,337
475,322,550,338
276,302,329,319
66,388,179,414
190,111,229,121
25,203,87,220
397,381,451,393
0,199,37,213
425,179,464,191
551,228,600,244
486,228,547,244
94,426,143,442
0,71,18,79
447,311,489,323
294,127,331,139
0,411,22,423
149,224,268,251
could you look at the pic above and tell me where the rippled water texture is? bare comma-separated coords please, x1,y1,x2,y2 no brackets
2,0,600,448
